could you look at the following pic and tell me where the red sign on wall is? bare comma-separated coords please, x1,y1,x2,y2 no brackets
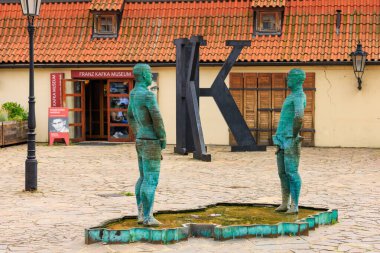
50,73,64,107
71,70,134,79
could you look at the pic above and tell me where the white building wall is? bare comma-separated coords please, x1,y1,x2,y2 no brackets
0,65,379,147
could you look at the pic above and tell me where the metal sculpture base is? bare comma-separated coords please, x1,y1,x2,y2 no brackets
231,145,267,152
85,203,338,245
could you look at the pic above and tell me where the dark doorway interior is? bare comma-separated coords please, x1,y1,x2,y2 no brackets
85,80,107,140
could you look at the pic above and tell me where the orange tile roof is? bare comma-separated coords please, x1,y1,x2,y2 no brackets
90,0,124,11
252,0,286,7
0,0,379,64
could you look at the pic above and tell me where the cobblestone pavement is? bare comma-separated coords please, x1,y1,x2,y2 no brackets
0,144,379,253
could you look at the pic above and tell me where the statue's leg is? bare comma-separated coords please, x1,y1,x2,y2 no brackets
135,140,144,224
141,159,161,226
275,149,290,212
284,143,302,214
140,140,162,226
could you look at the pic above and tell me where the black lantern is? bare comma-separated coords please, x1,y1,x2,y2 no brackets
350,43,368,90
20,0,42,191
20,0,42,16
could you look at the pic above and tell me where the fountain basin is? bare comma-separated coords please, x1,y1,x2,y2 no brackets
85,203,338,244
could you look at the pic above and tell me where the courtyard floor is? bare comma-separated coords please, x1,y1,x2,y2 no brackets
0,144,379,253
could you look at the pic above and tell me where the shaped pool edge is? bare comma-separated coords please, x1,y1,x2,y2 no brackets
85,203,338,245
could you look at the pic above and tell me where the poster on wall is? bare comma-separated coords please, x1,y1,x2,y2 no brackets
149,73,159,99
48,107,69,145
50,73,64,107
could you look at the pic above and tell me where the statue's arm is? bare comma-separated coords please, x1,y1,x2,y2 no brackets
146,92,166,149
127,100,138,136
293,95,306,138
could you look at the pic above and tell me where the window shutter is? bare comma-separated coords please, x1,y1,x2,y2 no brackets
229,73,244,146
244,73,258,140
302,73,316,146
271,73,287,139
257,73,272,146
229,72,316,147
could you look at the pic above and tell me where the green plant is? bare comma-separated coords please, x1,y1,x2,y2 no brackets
120,191,134,197
1,102,28,121
0,109,8,122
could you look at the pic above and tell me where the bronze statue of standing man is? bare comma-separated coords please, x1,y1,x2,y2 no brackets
273,68,306,214
127,64,166,226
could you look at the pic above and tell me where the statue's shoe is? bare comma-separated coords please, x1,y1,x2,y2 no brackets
137,204,144,224
285,206,299,215
143,217,162,227
274,204,288,212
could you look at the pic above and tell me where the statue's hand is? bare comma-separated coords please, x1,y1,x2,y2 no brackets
295,135,304,144
288,136,304,149
284,136,302,149
160,139,166,150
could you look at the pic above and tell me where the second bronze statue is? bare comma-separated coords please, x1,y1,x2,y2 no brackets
273,68,307,214
127,63,166,226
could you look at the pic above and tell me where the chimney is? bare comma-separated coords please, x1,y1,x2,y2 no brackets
336,10,342,35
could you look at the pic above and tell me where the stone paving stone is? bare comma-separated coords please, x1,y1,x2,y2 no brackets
0,144,379,252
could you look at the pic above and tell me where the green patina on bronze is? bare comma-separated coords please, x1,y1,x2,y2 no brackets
273,68,307,214
127,63,166,227
106,205,320,229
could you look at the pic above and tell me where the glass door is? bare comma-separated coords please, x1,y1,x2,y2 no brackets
107,79,133,142
62,79,86,142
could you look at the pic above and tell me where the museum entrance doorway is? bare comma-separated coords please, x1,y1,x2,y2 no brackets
63,70,135,143
85,79,107,140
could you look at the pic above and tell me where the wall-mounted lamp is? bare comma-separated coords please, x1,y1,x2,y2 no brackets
349,43,368,90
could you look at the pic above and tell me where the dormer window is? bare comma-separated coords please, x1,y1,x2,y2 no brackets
253,8,283,36
90,0,124,38
93,13,118,38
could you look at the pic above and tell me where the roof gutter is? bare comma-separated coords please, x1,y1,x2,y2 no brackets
3,0,90,3
0,61,379,69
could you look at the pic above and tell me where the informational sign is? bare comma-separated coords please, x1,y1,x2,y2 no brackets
149,73,159,98
48,107,69,145
71,70,133,79
50,73,64,107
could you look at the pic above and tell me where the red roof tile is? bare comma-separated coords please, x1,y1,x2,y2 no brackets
90,0,124,11
0,0,379,64
252,0,286,7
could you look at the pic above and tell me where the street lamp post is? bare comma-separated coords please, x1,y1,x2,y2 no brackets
20,0,42,191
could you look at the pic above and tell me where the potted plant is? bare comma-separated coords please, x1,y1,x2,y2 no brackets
0,102,28,147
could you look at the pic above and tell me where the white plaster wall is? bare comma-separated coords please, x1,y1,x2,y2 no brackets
0,68,71,143
153,67,228,145
312,65,380,147
0,65,379,147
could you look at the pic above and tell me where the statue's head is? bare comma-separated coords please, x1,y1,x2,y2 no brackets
287,68,306,91
133,63,152,87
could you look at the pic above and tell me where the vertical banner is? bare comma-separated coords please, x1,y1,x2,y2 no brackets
50,73,64,107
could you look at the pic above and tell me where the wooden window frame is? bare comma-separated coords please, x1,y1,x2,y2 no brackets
253,8,284,36
92,12,119,38
107,79,134,142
